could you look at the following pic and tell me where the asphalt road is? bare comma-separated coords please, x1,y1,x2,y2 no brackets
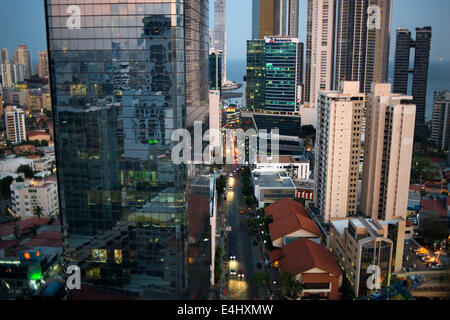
224,165,265,300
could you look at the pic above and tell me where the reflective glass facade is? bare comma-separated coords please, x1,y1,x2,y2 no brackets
246,40,265,111
45,0,209,299
265,39,302,113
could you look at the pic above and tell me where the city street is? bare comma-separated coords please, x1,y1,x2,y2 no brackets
224,164,265,300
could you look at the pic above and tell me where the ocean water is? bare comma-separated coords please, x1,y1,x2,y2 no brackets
226,58,450,120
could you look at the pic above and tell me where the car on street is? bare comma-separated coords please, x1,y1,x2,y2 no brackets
229,255,236,260
239,210,245,214
230,268,236,275
238,270,245,279
430,264,443,270
229,186,233,190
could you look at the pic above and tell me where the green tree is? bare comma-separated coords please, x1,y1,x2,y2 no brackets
40,140,49,147
253,272,270,289
300,125,316,138
279,271,303,300
33,206,44,222
216,175,227,196
419,217,449,247
16,164,34,178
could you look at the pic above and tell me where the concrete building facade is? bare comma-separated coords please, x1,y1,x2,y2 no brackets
4,105,26,144
314,82,364,222
361,83,415,221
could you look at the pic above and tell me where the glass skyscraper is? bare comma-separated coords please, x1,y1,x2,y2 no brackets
264,37,303,113
45,0,209,299
246,40,266,111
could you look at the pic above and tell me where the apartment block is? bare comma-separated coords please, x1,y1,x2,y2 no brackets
4,105,26,144
314,81,364,222
10,177,59,219
361,83,415,221
431,90,450,151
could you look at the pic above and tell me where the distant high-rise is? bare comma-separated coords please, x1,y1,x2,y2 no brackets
252,0,299,39
335,0,392,94
0,48,8,64
13,63,25,83
274,0,300,38
264,36,303,113
305,0,336,110
252,0,275,39
431,91,450,151
45,0,209,299
209,49,223,91
361,83,415,221
1,60,14,88
393,27,432,127
214,0,226,83
246,40,266,111
38,50,49,78
13,45,32,80
314,82,364,222
5,105,26,144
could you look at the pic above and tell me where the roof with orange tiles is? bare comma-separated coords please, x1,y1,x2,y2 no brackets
0,218,52,238
265,199,320,240
420,199,447,217
277,238,341,276
265,198,309,220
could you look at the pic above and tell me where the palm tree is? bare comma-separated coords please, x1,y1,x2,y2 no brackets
279,271,303,300
33,206,44,222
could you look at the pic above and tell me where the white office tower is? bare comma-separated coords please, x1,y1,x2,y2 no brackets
314,82,364,222
214,0,226,84
361,83,416,221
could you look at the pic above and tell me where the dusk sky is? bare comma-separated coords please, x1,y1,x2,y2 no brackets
0,0,449,64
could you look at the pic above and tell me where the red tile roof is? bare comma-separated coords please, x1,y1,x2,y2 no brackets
277,238,341,276
0,218,51,238
265,199,320,240
420,199,447,217
265,198,309,220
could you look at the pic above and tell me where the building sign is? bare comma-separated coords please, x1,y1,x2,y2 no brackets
296,189,314,200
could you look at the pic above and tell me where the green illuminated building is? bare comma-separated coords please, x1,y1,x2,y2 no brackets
246,40,266,111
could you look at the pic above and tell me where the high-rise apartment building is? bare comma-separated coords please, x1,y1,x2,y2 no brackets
335,0,392,94
214,0,226,83
4,105,26,144
361,83,415,221
393,27,432,127
431,91,450,151
314,82,364,222
246,40,266,111
13,45,32,80
45,0,209,299
1,60,14,88
13,63,25,83
264,37,303,113
304,0,336,110
38,50,49,78
1,48,8,64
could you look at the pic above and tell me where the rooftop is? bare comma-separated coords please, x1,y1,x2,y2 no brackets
274,238,342,276
253,171,296,189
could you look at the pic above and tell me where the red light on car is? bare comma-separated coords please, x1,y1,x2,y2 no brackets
36,251,40,257
24,252,31,260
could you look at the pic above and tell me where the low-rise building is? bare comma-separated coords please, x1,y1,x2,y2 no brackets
328,217,406,298
10,177,59,218
269,238,342,300
27,130,51,143
0,155,35,180
265,199,321,247
255,155,310,180
251,169,296,208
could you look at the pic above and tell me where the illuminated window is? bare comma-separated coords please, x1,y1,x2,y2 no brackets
114,250,123,264
91,249,107,263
